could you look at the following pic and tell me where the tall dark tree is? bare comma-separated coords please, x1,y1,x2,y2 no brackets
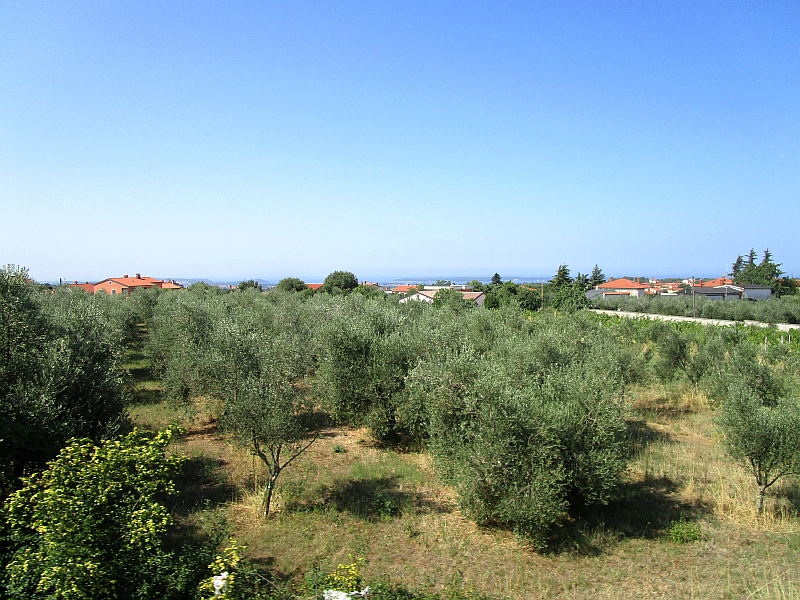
732,255,744,279
747,249,758,269
589,265,606,288
491,273,502,286
550,264,573,287
756,249,783,282
574,272,590,292
733,248,784,287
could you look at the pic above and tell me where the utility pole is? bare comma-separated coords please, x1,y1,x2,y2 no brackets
692,275,696,318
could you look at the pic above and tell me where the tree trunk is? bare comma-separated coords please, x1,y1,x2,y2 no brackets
263,472,279,518
756,485,766,515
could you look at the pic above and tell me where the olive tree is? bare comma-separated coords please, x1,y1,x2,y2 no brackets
0,267,127,492
213,302,321,517
413,313,629,546
647,322,712,391
147,290,220,402
719,384,800,514
315,296,423,445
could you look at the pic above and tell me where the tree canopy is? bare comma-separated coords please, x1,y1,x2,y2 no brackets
323,271,358,293
0,266,127,493
732,249,783,286
720,385,800,514
276,277,308,292
237,279,262,291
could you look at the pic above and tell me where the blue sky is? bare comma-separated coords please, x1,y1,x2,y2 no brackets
2,1,798,282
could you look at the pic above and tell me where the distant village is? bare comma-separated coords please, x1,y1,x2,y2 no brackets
586,276,774,301
67,273,778,303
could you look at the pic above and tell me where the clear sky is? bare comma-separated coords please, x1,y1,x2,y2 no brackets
2,1,798,282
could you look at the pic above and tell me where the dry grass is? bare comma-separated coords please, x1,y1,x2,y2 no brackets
129,379,800,599
628,383,800,530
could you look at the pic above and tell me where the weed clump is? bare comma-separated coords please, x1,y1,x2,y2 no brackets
668,517,702,543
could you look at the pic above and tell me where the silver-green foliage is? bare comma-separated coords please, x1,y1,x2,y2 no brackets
719,383,800,513
213,302,320,516
0,267,127,491
410,313,630,546
315,295,424,445
148,288,327,516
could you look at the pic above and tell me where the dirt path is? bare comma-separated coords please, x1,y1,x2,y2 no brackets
590,309,800,332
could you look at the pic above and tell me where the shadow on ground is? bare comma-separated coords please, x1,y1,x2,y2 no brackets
123,349,165,405
624,418,671,459
285,475,453,521
169,454,238,516
550,474,710,555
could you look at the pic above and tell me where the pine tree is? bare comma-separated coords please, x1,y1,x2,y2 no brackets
732,255,744,279
589,265,606,288
491,273,502,286
732,249,783,286
747,249,757,268
574,273,589,291
756,249,783,283
550,265,573,287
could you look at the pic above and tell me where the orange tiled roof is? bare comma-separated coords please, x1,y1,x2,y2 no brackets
306,283,324,291
391,284,420,294
697,277,733,287
461,292,486,300
68,282,96,293
106,276,163,288
597,278,650,290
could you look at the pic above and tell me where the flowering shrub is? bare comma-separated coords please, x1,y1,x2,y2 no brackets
199,539,244,598
326,556,366,592
4,427,184,599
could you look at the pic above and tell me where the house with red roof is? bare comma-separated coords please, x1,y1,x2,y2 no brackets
594,277,650,299
388,284,420,294
696,276,733,287
69,273,183,295
69,281,97,293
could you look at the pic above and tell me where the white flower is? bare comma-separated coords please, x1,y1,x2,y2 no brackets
212,571,229,596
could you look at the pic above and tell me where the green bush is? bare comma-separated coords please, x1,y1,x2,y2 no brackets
3,428,190,599
315,296,423,445
669,517,702,543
